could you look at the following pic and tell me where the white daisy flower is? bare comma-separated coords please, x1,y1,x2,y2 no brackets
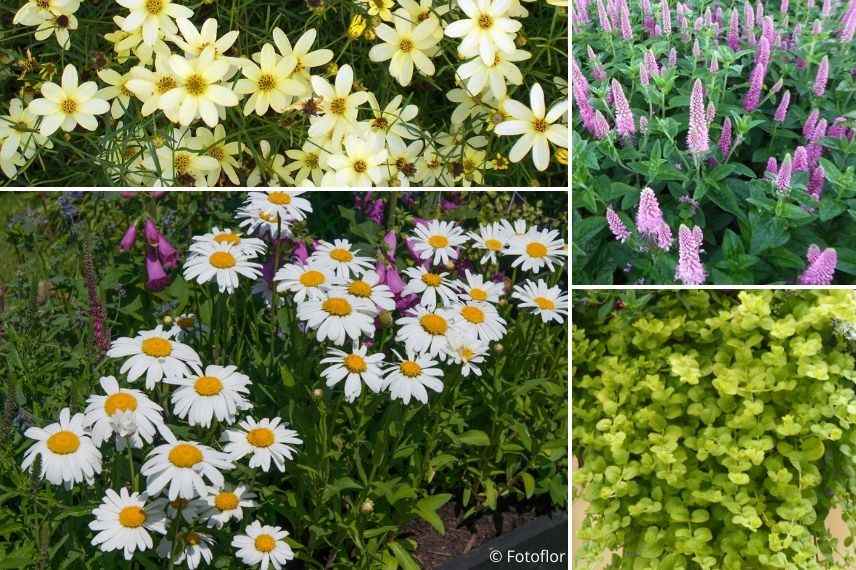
204,484,256,529
89,488,167,560
157,531,214,570
274,262,334,302
445,329,488,377
140,437,233,500
342,270,395,314
511,279,568,324
223,417,302,473
244,190,313,223
394,306,456,358
150,496,208,523
84,375,173,450
296,289,376,346
402,266,458,309
183,243,263,294
498,218,529,247
116,0,193,47
383,351,444,404
506,228,566,273
309,239,374,281
232,520,295,570
452,270,504,304
467,222,512,265
21,407,102,488
190,227,267,258
236,206,293,239
169,365,253,428
28,64,110,136
449,300,506,342
107,325,202,389
320,344,385,402
410,220,469,267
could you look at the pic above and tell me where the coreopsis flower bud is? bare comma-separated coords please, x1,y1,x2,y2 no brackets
675,225,706,285
360,499,375,514
799,245,836,285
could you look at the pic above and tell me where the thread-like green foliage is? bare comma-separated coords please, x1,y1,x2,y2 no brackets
573,290,856,569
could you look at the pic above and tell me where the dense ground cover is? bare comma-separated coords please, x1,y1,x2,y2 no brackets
573,290,856,569
571,0,856,284
0,0,568,187
0,191,568,568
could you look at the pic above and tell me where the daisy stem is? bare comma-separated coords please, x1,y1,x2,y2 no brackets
127,445,138,493
386,191,399,230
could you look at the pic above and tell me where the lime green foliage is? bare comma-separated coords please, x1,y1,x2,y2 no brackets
574,291,856,569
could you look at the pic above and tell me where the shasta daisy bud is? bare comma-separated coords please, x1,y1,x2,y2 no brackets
360,499,375,513
798,245,836,285
719,117,732,157
776,153,792,192
675,225,706,285
611,79,635,137
687,79,709,154
807,166,826,200
606,207,631,242
774,90,790,122
813,55,829,96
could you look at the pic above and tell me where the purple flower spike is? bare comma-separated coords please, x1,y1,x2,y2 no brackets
644,50,661,77
636,187,672,250
675,225,706,285
640,61,650,86
145,249,170,291
120,223,137,252
606,207,631,242
592,111,611,139
618,0,633,38
803,109,820,138
814,56,829,96
793,146,808,171
798,245,837,285
766,156,778,175
743,63,765,111
719,118,732,157
611,79,635,137
687,79,709,154
807,166,826,200
776,153,792,192
596,0,613,32
774,90,791,122
728,8,740,50
661,0,672,35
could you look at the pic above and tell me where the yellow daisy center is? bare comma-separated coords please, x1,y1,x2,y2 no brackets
268,191,292,205
421,272,442,287
257,73,277,92
170,498,189,509
533,296,556,310
168,443,203,468
347,280,372,297
60,98,79,114
104,392,138,415
174,153,192,175
427,235,449,248
469,288,488,301
183,532,201,546
118,506,147,528
420,314,448,335
400,360,422,377
329,248,354,262
214,232,241,245
533,118,548,133
255,534,276,553
210,250,237,269
344,354,368,373
461,305,485,324
526,242,548,258
299,270,326,287
194,375,223,396
478,13,493,29
46,431,80,455
185,73,208,96
260,211,279,223
352,159,368,173
141,336,172,357
246,427,275,448
145,0,164,15
322,297,353,316
399,38,414,52
330,97,347,115
484,238,503,251
459,347,475,361
214,491,239,511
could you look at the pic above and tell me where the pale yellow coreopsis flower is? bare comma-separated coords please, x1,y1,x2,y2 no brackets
369,9,440,87
270,28,333,94
236,44,303,116
308,65,370,145
29,64,110,136
125,54,180,121
97,68,135,119
494,83,568,171
160,47,239,127
444,0,521,65
116,0,193,46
